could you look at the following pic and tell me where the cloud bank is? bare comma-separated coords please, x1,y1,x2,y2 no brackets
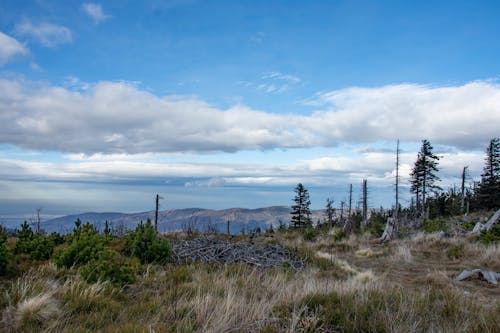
0,78,498,154
0,32,28,66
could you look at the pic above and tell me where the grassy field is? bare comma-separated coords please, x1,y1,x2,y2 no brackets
1,224,500,332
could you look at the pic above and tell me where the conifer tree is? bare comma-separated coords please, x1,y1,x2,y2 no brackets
410,140,441,214
325,198,335,226
477,138,500,209
290,183,312,228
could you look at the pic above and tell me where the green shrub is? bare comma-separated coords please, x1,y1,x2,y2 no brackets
14,222,60,260
0,226,8,275
366,219,385,237
446,243,464,259
302,227,317,241
80,249,136,286
479,223,500,244
122,219,172,264
334,229,346,242
56,222,105,268
422,217,448,233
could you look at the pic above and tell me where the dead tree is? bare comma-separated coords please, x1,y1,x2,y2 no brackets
381,140,400,242
361,179,368,229
154,194,164,231
36,207,42,233
461,166,468,214
395,139,400,219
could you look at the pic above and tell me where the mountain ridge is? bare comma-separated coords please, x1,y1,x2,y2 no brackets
36,206,325,234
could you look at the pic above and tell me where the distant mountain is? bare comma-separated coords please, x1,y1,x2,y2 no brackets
41,212,128,233
39,206,326,234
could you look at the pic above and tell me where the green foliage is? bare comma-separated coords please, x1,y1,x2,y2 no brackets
14,222,60,260
479,223,500,244
366,210,387,237
410,139,441,213
422,217,448,233
290,183,312,228
324,197,335,226
123,219,172,264
0,226,8,275
80,248,136,287
446,243,464,259
302,227,317,241
333,229,346,242
56,222,105,268
477,138,500,209
461,220,476,231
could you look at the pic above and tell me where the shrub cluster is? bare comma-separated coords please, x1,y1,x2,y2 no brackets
123,219,172,264
0,226,8,275
55,220,136,286
14,221,62,260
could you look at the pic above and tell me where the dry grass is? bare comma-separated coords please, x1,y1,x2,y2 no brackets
1,231,499,332
391,242,414,263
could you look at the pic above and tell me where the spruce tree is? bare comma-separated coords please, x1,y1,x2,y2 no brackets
325,197,335,226
290,183,312,228
477,138,500,209
410,140,441,214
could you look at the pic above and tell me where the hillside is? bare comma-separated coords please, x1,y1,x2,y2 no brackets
38,206,326,234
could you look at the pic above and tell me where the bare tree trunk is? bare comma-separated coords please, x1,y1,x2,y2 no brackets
155,194,159,231
348,184,352,218
395,139,400,219
36,207,42,233
340,201,345,222
461,166,468,214
362,179,368,228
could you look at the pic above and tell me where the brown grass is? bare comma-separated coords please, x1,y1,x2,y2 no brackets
1,230,499,332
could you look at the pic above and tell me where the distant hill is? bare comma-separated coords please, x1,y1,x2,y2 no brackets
38,206,326,234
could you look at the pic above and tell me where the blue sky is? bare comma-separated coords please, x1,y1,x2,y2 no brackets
0,0,499,218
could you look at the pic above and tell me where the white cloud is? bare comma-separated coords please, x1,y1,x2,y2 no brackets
262,72,301,83
303,81,500,150
0,78,498,154
255,71,302,94
0,32,28,66
82,3,110,24
15,20,72,47
0,149,485,190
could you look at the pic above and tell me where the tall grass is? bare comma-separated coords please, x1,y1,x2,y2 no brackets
1,233,499,332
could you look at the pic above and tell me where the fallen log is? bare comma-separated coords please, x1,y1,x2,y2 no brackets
468,209,500,235
455,269,500,285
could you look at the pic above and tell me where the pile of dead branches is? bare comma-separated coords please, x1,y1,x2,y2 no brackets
171,237,305,270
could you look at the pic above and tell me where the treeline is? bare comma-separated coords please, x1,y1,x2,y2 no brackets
287,137,500,236
409,137,499,218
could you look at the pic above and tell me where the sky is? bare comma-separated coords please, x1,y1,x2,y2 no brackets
0,0,499,218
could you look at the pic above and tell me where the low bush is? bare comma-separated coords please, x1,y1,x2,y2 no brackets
302,228,317,241
0,226,9,275
55,223,106,268
14,222,63,261
422,217,448,233
479,223,500,244
80,249,136,287
122,219,172,264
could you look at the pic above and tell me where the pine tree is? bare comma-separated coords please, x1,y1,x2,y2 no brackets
290,183,312,228
410,140,441,214
325,197,335,226
477,138,500,209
